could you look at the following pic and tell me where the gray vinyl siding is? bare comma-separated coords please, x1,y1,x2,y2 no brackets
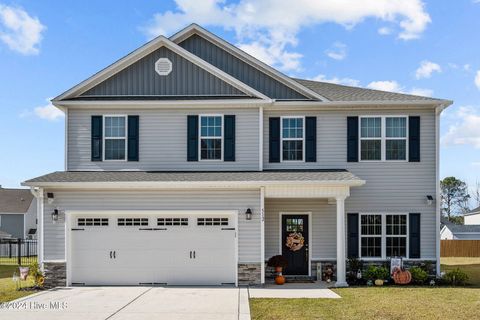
265,199,336,260
178,34,308,100
81,47,246,97
67,107,259,171
24,201,37,238
0,214,24,238
43,189,261,262
264,108,437,259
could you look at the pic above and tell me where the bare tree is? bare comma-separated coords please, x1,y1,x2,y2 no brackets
473,180,480,208
440,176,470,222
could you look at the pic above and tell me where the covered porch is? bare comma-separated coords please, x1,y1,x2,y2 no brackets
260,175,365,287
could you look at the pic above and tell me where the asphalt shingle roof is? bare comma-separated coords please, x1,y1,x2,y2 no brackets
0,188,33,213
293,78,446,102
24,170,363,184
466,206,480,215
446,224,480,233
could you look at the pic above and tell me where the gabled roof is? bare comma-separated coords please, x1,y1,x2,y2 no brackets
294,78,450,103
445,224,480,233
0,188,33,213
465,206,480,216
53,35,270,102
170,24,327,101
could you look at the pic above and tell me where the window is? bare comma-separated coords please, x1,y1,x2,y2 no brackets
360,213,408,259
200,115,223,160
197,217,229,226
360,215,382,257
360,116,408,161
117,218,148,226
104,116,127,160
281,117,304,161
78,218,108,226
285,218,304,232
157,218,188,226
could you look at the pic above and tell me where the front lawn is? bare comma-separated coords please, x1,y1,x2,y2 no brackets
250,287,480,320
0,265,37,302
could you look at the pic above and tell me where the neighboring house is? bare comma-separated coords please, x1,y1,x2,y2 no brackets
0,187,37,239
23,24,452,288
441,221,480,240
464,206,480,225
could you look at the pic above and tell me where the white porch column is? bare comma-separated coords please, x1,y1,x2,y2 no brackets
30,187,44,269
335,196,348,287
260,186,265,284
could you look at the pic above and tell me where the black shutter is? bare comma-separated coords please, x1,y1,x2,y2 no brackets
347,213,359,258
269,117,280,163
224,115,235,161
347,117,359,162
127,116,139,161
409,213,421,258
187,115,199,161
91,116,102,161
409,116,420,162
305,117,317,162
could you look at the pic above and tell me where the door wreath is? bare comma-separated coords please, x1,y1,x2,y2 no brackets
285,232,305,251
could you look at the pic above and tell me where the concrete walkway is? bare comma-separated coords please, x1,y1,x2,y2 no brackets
249,282,341,299
0,286,250,320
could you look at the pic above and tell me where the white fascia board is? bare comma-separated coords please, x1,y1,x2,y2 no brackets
53,99,272,108
273,99,453,109
22,179,366,189
170,24,328,102
53,35,271,102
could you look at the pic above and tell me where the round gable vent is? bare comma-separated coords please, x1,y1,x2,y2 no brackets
155,58,172,76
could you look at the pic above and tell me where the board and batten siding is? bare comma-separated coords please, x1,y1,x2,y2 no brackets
264,108,437,259
265,198,336,260
178,34,308,100
67,107,260,171
43,189,261,263
81,46,246,97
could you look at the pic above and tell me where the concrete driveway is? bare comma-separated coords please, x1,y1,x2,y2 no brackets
0,286,250,320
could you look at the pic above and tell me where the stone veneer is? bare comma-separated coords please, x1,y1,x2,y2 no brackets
43,262,66,288
238,263,261,285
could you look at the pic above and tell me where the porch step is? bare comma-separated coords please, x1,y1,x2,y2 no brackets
284,275,315,283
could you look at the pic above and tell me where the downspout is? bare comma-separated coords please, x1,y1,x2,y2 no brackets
30,187,44,269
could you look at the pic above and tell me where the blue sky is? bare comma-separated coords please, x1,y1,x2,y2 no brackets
0,1,479,203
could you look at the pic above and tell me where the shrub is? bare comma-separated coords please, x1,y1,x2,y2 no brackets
267,255,288,268
409,266,428,284
364,265,389,280
443,268,469,286
28,261,44,287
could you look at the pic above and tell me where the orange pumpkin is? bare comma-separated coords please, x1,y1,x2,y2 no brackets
393,268,412,285
275,275,286,285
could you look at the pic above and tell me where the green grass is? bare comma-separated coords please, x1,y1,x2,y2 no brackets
0,265,37,303
251,258,480,320
250,287,480,320
441,257,480,286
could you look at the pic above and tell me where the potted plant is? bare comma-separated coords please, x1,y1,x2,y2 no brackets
267,255,288,285
364,265,389,286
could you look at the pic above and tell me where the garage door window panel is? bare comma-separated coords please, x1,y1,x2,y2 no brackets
197,217,229,226
117,218,149,226
78,218,109,226
157,218,188,226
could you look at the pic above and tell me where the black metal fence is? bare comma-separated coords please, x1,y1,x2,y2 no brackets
0,238,38,266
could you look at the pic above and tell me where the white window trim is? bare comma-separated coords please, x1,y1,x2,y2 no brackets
359,213,409,260
103,115,128,161
280,116,305,162
199,114,224,161
359,115,409,162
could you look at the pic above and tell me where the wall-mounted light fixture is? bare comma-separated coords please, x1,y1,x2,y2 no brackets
426,195,434,206
245,208,253,220
47,192,55,204
51,209,59,223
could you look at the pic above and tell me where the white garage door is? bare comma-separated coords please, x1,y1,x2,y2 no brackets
69,212,237,286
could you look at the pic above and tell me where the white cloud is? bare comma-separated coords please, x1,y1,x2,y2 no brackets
310,74,360,86
378,27,392,35
367,80,402,92
0,4,45,55
143,0,431,71
442,106,480,149
325,42,347,60
20,98,64,121
464,64,471,71
409,87,434,97
415,60,441,79
475,70,480,89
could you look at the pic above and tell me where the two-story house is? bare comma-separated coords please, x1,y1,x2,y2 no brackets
23,24,452,288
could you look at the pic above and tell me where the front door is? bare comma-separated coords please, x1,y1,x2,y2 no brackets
281,214,309,275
